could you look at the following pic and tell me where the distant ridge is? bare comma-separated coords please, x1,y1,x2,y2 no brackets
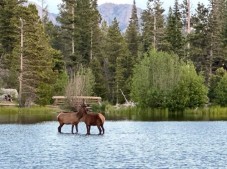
25,1,58,25
25,2,143,32
98,3,143,32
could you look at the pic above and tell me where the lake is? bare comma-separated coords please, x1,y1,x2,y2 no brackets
0,121,226,168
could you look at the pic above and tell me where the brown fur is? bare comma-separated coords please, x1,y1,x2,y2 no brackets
57,112,82,134
80,107,105,135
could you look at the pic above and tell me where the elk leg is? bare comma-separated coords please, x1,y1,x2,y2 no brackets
58,123,64,133
101,125,105,134
71,124,74,134
86,125,90,135
97,126,102,135
88,125,91,135
75,124,78,133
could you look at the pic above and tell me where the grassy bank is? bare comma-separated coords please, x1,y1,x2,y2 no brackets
0,106,61,124
0,106,60,114
104,105,227,121
1,104,227,122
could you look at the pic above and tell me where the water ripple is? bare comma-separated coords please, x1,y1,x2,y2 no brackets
0,121,226,169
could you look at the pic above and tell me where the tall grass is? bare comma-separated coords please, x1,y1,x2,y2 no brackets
1,104,227,122
0,106,61,124
105,105,169,121
0,106,60,115
183,106,227,121
104,105,227,121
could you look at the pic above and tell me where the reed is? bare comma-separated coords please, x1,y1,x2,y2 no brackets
0,106,60,124
105,105,227,121
105,105,169,121
0,106,60,115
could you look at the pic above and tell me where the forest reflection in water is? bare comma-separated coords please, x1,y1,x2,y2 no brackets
105,111,227,121
0,121,226,169
0,112,57,124
0,107,227,124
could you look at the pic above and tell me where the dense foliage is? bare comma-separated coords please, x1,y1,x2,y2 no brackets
168,64,208,111
131,50,208,110
213,74,227,106
0,0,227,111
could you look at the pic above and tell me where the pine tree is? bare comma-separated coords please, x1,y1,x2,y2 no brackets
124,0,140,99
141,0,165,53
180,0,191,60
57,0,76,72
189,3,210,76
0,0,25,54
74,0,92,65
83,21,107,99
153,0,166,51
125,0,139,58
0,0,27,87
189,1,226,84
77,0,107,99
115,40,130,103
58,0,101,73
165,0,185,57
9,4,59,106
89,5,107,99
104,18,130,103
141,3,153,53
181,0,189,34
223,1,227,47
207,0,226,82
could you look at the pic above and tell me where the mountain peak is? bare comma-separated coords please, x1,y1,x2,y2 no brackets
25,2,142,32
98,3,142,32
26,1,58,25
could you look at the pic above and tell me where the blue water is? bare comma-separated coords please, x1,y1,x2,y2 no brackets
0,121,226,169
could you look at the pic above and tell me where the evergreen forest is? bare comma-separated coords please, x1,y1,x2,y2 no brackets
0,0,227,111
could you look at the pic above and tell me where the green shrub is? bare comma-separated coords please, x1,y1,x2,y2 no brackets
36,83,53,106
208,68,226,103
53,71,68,96
214,74,227,106
168,65,208,111
131,50,208,111
91,101,108,112
131,50,181,108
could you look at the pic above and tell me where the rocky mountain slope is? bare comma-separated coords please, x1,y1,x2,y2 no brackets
27,2,143,31
25,1,58,25
98,3,142,31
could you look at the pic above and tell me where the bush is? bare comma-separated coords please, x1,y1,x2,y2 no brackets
131,50,181,108
131,50,208,111
36,83,53,106
208,68,226,103
168,65,208,111
214,74,227,106
65,66,95,109
53,71,68,95
91,101,108,112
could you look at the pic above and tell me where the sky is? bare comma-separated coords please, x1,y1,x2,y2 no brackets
31,0,209,14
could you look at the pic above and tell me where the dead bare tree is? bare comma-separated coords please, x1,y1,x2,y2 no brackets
65,67,95,110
